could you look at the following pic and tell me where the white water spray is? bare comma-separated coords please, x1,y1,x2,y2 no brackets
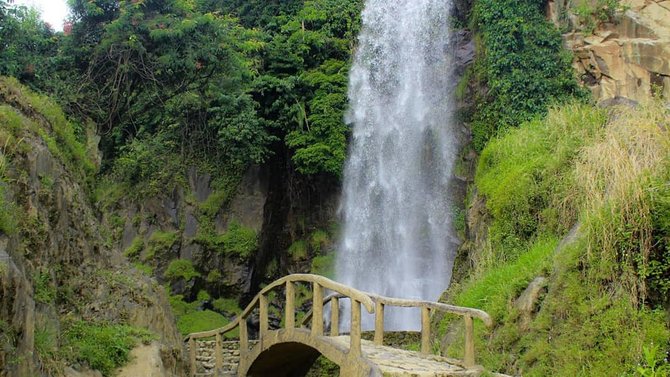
336,0,458,330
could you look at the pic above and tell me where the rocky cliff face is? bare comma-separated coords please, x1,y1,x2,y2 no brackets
0,77,184,376
108,166,267,301
548,0,670,102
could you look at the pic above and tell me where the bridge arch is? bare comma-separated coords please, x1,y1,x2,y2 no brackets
240,329,379,377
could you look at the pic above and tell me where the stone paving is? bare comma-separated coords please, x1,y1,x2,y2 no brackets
331,337,484,377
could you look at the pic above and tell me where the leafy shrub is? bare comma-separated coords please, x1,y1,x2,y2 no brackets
196,174,242,218
164,259,200,282
0,181,16,235
112,133,186,198
222,221,257,258
311,254,335,278
470,0,586,150
144,230,179,261
573,0,623,34
310,230,330,254
62,320,153,377
133,263,153,276
637,344,670,377
212,298,242,316
206,270,222,283
168,294,198,317
288,240,308,261
123,236,144,259
197,290,211,302
33,270,56,304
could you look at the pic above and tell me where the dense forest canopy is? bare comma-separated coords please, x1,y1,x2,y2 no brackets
0,0,363,192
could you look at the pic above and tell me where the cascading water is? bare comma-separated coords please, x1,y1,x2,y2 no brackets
336,0,458,330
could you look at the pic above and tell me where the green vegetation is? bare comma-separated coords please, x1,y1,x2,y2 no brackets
206,270,223,283
447,238,557,322
177,310,231,336
311,254,335,278
475,102,606,264
197,290,211,302
469,0,586,150
0,0,363,189
61,320,154,377
0,4,57,87
221,220,257,258
310,230,330,254
33,270,56,304
0,77,94,177
289,240,309,261
168,294,238,338
212,298,242,316
133,263,153,276
123,236,144,259
199,175,242,217
194,219,257,258
34,322,60,374
144,230,179,261
637,344,670,377
444,102,670,375
164,259,200,282
572,0,624,34
0,181,16,235
306,356,340,376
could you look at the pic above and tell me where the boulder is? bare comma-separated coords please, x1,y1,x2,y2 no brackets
514,277,548,330
567,0,670,103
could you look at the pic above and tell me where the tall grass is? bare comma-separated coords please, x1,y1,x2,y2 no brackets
573,101,670,304
474,102,607,271
446,100,670,375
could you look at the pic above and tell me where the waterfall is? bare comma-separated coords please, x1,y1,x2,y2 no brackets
336,0,458,330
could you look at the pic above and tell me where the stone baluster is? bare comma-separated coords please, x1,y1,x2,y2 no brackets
421,306,431,354
312,282,324,336
259,294,269,343
330,297,340,336
464,315,475,367
188,337,196,376
374,301,385,346
350,300,362,358
239,317,248,352
286,281,295,330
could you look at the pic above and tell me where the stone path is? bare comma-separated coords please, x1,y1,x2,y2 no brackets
330,337,483,377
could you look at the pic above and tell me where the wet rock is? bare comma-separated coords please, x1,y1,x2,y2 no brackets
453,29,475,76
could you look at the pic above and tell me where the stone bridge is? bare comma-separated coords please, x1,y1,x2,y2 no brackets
185,274,494,377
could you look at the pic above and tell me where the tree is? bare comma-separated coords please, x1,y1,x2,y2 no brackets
0,4,57,84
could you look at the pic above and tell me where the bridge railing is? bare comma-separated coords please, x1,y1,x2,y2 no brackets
184,274,492,375
300,293,493,368
184,274,375,376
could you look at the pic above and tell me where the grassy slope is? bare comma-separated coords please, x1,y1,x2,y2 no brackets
441,102,670,376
